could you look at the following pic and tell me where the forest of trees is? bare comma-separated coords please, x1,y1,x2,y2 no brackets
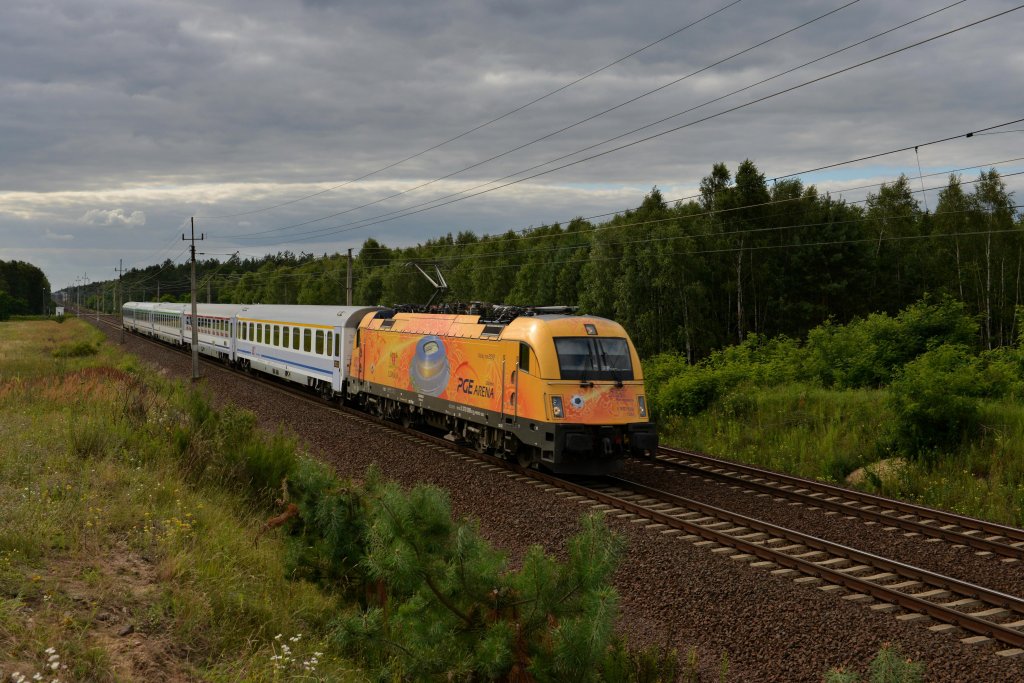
0,260,51,320
97,161,1021,359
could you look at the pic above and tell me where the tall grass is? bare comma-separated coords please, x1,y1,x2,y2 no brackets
659,383,1024,526
0,320,361,680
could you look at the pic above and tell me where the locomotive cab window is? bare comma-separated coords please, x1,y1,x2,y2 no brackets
519,343,530,374
553,337,634,381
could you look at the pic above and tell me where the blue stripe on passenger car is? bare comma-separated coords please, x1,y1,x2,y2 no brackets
237,349,332,377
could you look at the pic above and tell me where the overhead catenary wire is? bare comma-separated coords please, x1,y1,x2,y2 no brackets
148,169,1024,292
218,3,1014,247
350,156,1024,264
144,202,1024,297
118,153,1022,295
213,0,872,240
196,0,748,221
351,172,1024,268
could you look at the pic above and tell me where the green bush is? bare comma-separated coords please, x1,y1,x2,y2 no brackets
285,458,372,589
824,643,924,683
658,367,720,417
887,345,983,456
646,297,982,419
645,335,803,418
52,340,98,358
333,485,625,682
805,297,976,389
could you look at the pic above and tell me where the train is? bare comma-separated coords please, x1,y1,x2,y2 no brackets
121,301,657,475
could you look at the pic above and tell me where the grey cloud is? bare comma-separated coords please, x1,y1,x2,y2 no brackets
0,0,1021,289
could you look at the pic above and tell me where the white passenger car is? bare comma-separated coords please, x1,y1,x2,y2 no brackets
122,302,186,344
233,305,379,397
185,304,247,362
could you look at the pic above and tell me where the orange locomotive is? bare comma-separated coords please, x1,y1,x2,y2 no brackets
346,309,657,475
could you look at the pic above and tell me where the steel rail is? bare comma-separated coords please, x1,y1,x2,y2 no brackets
646,452,1024,560
593,475,1024,648
659,446,1024,544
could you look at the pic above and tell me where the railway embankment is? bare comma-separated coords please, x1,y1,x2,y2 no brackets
90,314,1024,682
2,318,683,680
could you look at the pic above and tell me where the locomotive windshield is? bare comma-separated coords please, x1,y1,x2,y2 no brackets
553,337,634,381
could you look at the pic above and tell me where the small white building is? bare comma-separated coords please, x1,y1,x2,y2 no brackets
55,306,64,317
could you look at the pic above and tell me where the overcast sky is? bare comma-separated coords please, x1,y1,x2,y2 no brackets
1,0,1021,294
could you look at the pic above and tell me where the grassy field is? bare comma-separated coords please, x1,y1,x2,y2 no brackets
659,383,1024,526
0,319,361,681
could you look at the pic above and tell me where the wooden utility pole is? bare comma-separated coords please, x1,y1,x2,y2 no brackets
184,218,204,381
346,248,353,305
115,260,126,342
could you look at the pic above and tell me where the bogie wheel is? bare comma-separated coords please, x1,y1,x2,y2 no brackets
516,449,532,469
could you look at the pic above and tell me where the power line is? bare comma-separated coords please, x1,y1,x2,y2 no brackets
351,156,1024,263
222,2,1006,247
353,171,1024,267
197,0,746,221
116,155,1023,294
130,196,1024,299
158,170,1023,291
213,0,870,239
397,209,1024,276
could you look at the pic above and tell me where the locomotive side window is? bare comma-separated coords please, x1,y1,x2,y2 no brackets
326,332,333,356
519,343,530,373
553,337,634,381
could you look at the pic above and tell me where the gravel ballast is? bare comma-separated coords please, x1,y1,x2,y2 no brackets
98,322,1024,682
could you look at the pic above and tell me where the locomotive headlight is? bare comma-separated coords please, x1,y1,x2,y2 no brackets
551,395,564,419
638,395,647,418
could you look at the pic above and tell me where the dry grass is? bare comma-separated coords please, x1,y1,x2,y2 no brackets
0,320,363,681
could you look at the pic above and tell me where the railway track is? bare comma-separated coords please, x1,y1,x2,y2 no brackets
641,447,1024,561
577,475,1024,653
90,314,1024,655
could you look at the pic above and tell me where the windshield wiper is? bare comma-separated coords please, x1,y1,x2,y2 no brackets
599,342,623,387
579,343,594,387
